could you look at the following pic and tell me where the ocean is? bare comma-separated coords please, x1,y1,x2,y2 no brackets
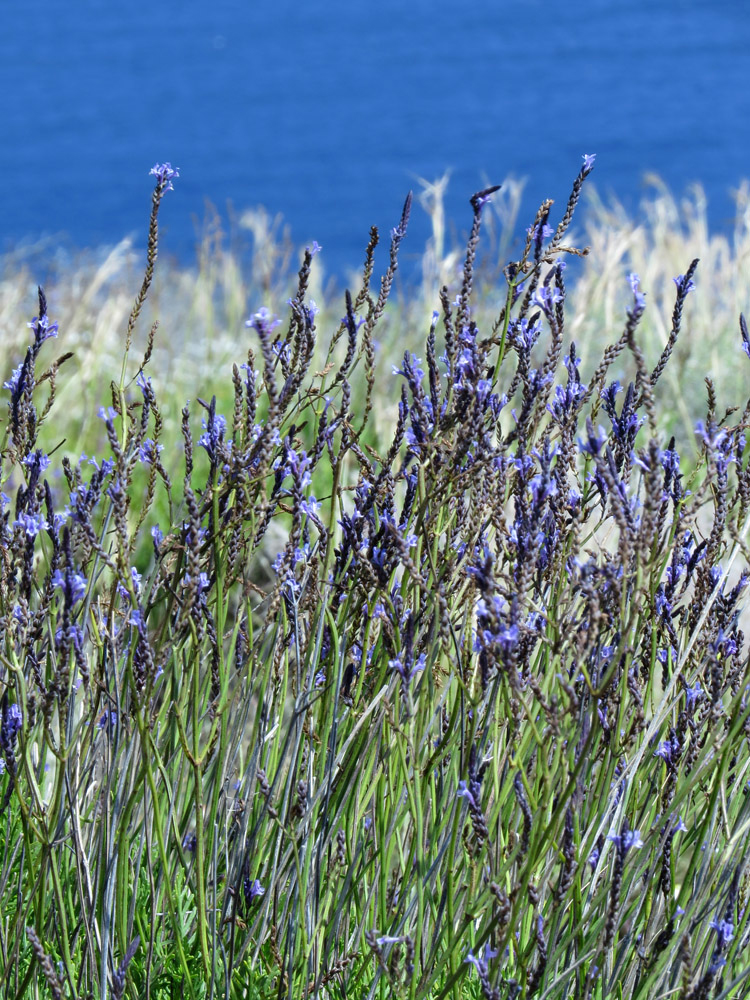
2,0,750,284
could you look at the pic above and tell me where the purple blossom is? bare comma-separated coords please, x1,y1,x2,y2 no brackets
508,317,542,353
456,780,479,811
23,450,51,474
243,878,265,905
388,652,426,687
271,340,292,364
14,512,48,537
533,284,562,313
149,162,179,190
51,569,87,605
52,508,70,532
197,412,227,457
673,273,696,296
472,184,501,211
300,495,321,517
582,152,597,172
548,360,586,421
654,732,681,768
628,272,646,311
695,421,734,473
96,710,117,731
376,934,402,946
392,352,425,382
138,438,164,464
129,609,146,633
3,363,24,393
527,223,554,242
601,380,623,411
246,307,282,336
0,703,22,754
27,313,59,345
579,422,608,458
464,942,499,980
710,917,734,950
684,680,703,713
608,827,643,854
657,645,677,667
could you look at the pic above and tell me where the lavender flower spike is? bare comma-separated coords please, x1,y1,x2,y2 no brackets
149,162,180,191
0,703,22,755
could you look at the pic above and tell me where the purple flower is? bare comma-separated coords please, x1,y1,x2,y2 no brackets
464,942,498,979
300,495,321,517
457,780,479,811
673,273,696,296
588,843,602,869
129,609,146,633
51,568,87,605
608,827,643,853
14,512,48,537
628,272,646,311
197,413,227,457
243,878,265,905
376,934,403,946
0,703,22,754
579,420,607,458
27,314,59,345
533,284,563,313
392,352,425,382
97,710,117,731
472,184,501,211
149,162,179,190
527,223,554,242
684,681,703,713
182,832,197,852
582,152,596,172
182,571,210,595
508,317,542,353
246,307,281,335
138,438,164,464
710,917,734,950
23,450,51,473
695,421,734,474
388,652,426,686
657,646,677,667
654,732,681,768
3,363,25,393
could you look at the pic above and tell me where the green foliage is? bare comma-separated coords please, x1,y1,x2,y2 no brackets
2,160,750,1000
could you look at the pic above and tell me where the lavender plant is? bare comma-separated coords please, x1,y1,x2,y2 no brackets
2,155,750,1000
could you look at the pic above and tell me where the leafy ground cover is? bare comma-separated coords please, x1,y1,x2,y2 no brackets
2,158,750,1000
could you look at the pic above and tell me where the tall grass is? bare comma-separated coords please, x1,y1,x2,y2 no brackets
2,157,750,1000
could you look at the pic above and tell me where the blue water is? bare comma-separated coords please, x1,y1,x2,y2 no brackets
2,0,750,284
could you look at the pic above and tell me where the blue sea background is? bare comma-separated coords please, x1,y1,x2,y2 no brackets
2,0,750,285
